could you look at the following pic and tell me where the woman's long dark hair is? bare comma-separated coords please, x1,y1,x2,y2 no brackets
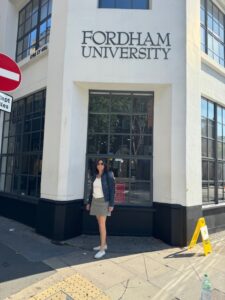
95,158,108,174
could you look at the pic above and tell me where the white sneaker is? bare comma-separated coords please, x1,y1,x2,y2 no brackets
94,250,106,259
93,245,108,251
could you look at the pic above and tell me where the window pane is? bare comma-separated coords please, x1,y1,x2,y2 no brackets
131,159,150,180
1,157,7,173
89,94,110,113
40,3,48,21
23,134,31,151
202,161,208,180
218,184,224,200
32,118,41,131
3,121,9,137
217,123,222,141
8,137,15,154
201,27,206,51
110,135,130,155
34,92,44,112
40,21,47,39
99,0,115,8
111,95,131,113
133,0,149,9
0,174,5,191
31,132,40,151
12,175,19,194
17,40,23,55
130,182,150,204
27,176,37,196
88,115,109,133
116,0,131,8
2,138,8,154
24,18,31,34
202,183,208,203
6,156,14,174
133,95,153,113
48,0,52,14
111,115,130,133
5,174,12,192
217,141,222,159
201,0,205,25
208,139,215,158
209,184,215,202
33,0,39,12
201,99,208,118
217,106,222,123
19,9,25,25
208,102,214,120
20,176,27,195
21,155,29,175
208,161,215,180
131,135,152,155
115,181,129,204
32,12,38,27
87,135,108,154
201,117,207,136
218,162,223,181
29,155,40,175
110,158,130,179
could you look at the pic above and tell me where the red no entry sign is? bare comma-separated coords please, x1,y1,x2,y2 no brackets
0,53,21,92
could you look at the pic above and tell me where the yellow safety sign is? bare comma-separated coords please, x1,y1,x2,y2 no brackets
188,217,212,256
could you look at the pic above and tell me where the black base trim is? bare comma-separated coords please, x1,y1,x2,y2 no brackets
0,194,37,227
153,202,202,247
82,205,155,236
1,194,225,246
36,198,83,241
203,204,225,234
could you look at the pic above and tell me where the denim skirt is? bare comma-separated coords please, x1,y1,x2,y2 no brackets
90,197,111,217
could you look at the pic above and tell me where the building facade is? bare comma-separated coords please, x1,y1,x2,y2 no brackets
0,0,225,246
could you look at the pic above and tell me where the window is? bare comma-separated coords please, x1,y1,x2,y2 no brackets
0,90,46,198
201,0,225,67
16,0,52,62
201,97,225,204
86,91,153,206
99,0,149,9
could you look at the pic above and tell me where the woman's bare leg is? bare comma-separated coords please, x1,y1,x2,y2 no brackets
96,215,107,250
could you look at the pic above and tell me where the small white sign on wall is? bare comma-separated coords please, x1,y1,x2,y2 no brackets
0,92,13,113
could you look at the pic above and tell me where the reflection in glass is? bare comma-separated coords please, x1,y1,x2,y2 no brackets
131,135,152,156
110,135,130,155
89,115,108,133
201,117,207,136
131,159,150,181
88,135,108,154
89,95,109,113
132,115,152,134
111,95,131,113
110,115,130,133
202,161,208,180
130,182,150,203
109,158,129,179
28,176,37,196
114,181,129,204
5,175,12,192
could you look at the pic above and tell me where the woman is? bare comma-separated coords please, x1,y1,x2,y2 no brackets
86,159,115,259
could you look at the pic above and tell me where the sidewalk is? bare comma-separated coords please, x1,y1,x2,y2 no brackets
0,216,225,300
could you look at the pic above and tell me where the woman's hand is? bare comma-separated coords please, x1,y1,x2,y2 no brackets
86,204,90,211
108,206,114,213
